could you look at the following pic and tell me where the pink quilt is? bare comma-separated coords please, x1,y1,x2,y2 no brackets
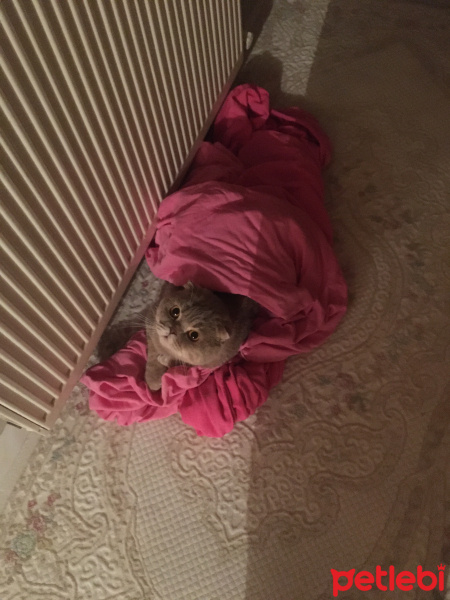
81,85,347,437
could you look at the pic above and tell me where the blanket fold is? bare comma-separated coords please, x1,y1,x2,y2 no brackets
81,84,347,437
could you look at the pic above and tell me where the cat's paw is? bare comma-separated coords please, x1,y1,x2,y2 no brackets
157,354,172,367
146,373,162,391
145,363,165,391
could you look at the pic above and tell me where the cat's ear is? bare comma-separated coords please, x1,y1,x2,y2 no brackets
183,281,195,290
216,324,231,343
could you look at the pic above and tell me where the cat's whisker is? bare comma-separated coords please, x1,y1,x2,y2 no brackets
107,322,146,330
176,360,190,376
129,314,151,325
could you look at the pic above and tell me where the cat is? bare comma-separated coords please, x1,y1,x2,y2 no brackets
145,281,259,391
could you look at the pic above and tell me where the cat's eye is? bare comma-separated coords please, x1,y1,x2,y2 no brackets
187,330,199,342
169,306,180,319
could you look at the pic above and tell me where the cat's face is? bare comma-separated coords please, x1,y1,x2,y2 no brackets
153,283,231,367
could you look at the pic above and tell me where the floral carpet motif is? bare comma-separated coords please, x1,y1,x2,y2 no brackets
0,377,158,599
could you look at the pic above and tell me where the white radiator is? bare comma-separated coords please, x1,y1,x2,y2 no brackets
0,0,243,433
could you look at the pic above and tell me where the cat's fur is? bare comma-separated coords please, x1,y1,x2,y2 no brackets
145,281,258,391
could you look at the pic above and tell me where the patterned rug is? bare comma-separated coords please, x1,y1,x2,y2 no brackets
1,1,449,599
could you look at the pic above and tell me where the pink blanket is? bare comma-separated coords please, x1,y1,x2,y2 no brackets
81,85,347,437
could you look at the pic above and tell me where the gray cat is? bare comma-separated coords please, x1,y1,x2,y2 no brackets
145,281,258,391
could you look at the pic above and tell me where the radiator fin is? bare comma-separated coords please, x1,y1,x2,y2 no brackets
0,0,243,432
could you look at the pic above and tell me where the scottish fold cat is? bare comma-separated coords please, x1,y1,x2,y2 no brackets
145,281,258,391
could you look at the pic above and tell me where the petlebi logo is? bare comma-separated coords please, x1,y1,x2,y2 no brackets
330,564,446,597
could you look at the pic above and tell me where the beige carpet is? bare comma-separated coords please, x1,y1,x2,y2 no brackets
1,1,449,599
